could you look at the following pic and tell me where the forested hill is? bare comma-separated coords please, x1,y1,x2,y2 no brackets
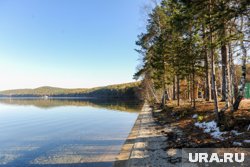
0,82,142,99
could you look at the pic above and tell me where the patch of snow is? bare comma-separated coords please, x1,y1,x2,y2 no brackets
247,124,250,131
231,130,243,136
233,142,242,146
192,114,198,119
243,140,250,143
194,121,227,140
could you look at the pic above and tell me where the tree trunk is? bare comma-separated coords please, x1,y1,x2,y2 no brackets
211,50,220,121
228,41,235,105
161,92,166,107
161,54,168,108
221,42,233,112
205,49,211,101
221,44,227,102
188,75,191,102
177,76,180,106
233,17,247,111
227,42,233,108
209,0,220,122
161,89,169,108
229,37,239,101
173,76,176,100
192,69,196,109
203,25,211,101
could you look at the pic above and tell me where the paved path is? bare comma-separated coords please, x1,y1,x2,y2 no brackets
114,104,182,167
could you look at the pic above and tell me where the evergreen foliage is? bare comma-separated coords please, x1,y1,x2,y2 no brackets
135,0,249,122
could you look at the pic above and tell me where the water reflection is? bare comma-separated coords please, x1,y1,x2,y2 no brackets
0,98,142,112
0,99,141,167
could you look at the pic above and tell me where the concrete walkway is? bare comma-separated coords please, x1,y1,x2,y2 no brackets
113,104,182,167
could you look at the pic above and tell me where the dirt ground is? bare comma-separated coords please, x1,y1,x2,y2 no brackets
153,100,250,148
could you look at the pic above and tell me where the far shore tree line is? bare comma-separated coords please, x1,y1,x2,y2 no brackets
0,82,142,100
134,0,249,123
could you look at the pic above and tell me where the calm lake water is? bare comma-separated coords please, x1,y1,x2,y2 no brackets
0,99,141,167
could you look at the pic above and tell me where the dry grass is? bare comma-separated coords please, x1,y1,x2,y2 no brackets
239,99,250,110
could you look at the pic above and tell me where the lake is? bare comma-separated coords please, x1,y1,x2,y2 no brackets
0,99,141,167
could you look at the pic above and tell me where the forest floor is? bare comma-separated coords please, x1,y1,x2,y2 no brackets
153,99,250,148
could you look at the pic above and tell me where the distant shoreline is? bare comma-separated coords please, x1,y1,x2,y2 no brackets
0,82,143,101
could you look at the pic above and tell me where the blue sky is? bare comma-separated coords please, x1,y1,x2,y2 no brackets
0,0,148,90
